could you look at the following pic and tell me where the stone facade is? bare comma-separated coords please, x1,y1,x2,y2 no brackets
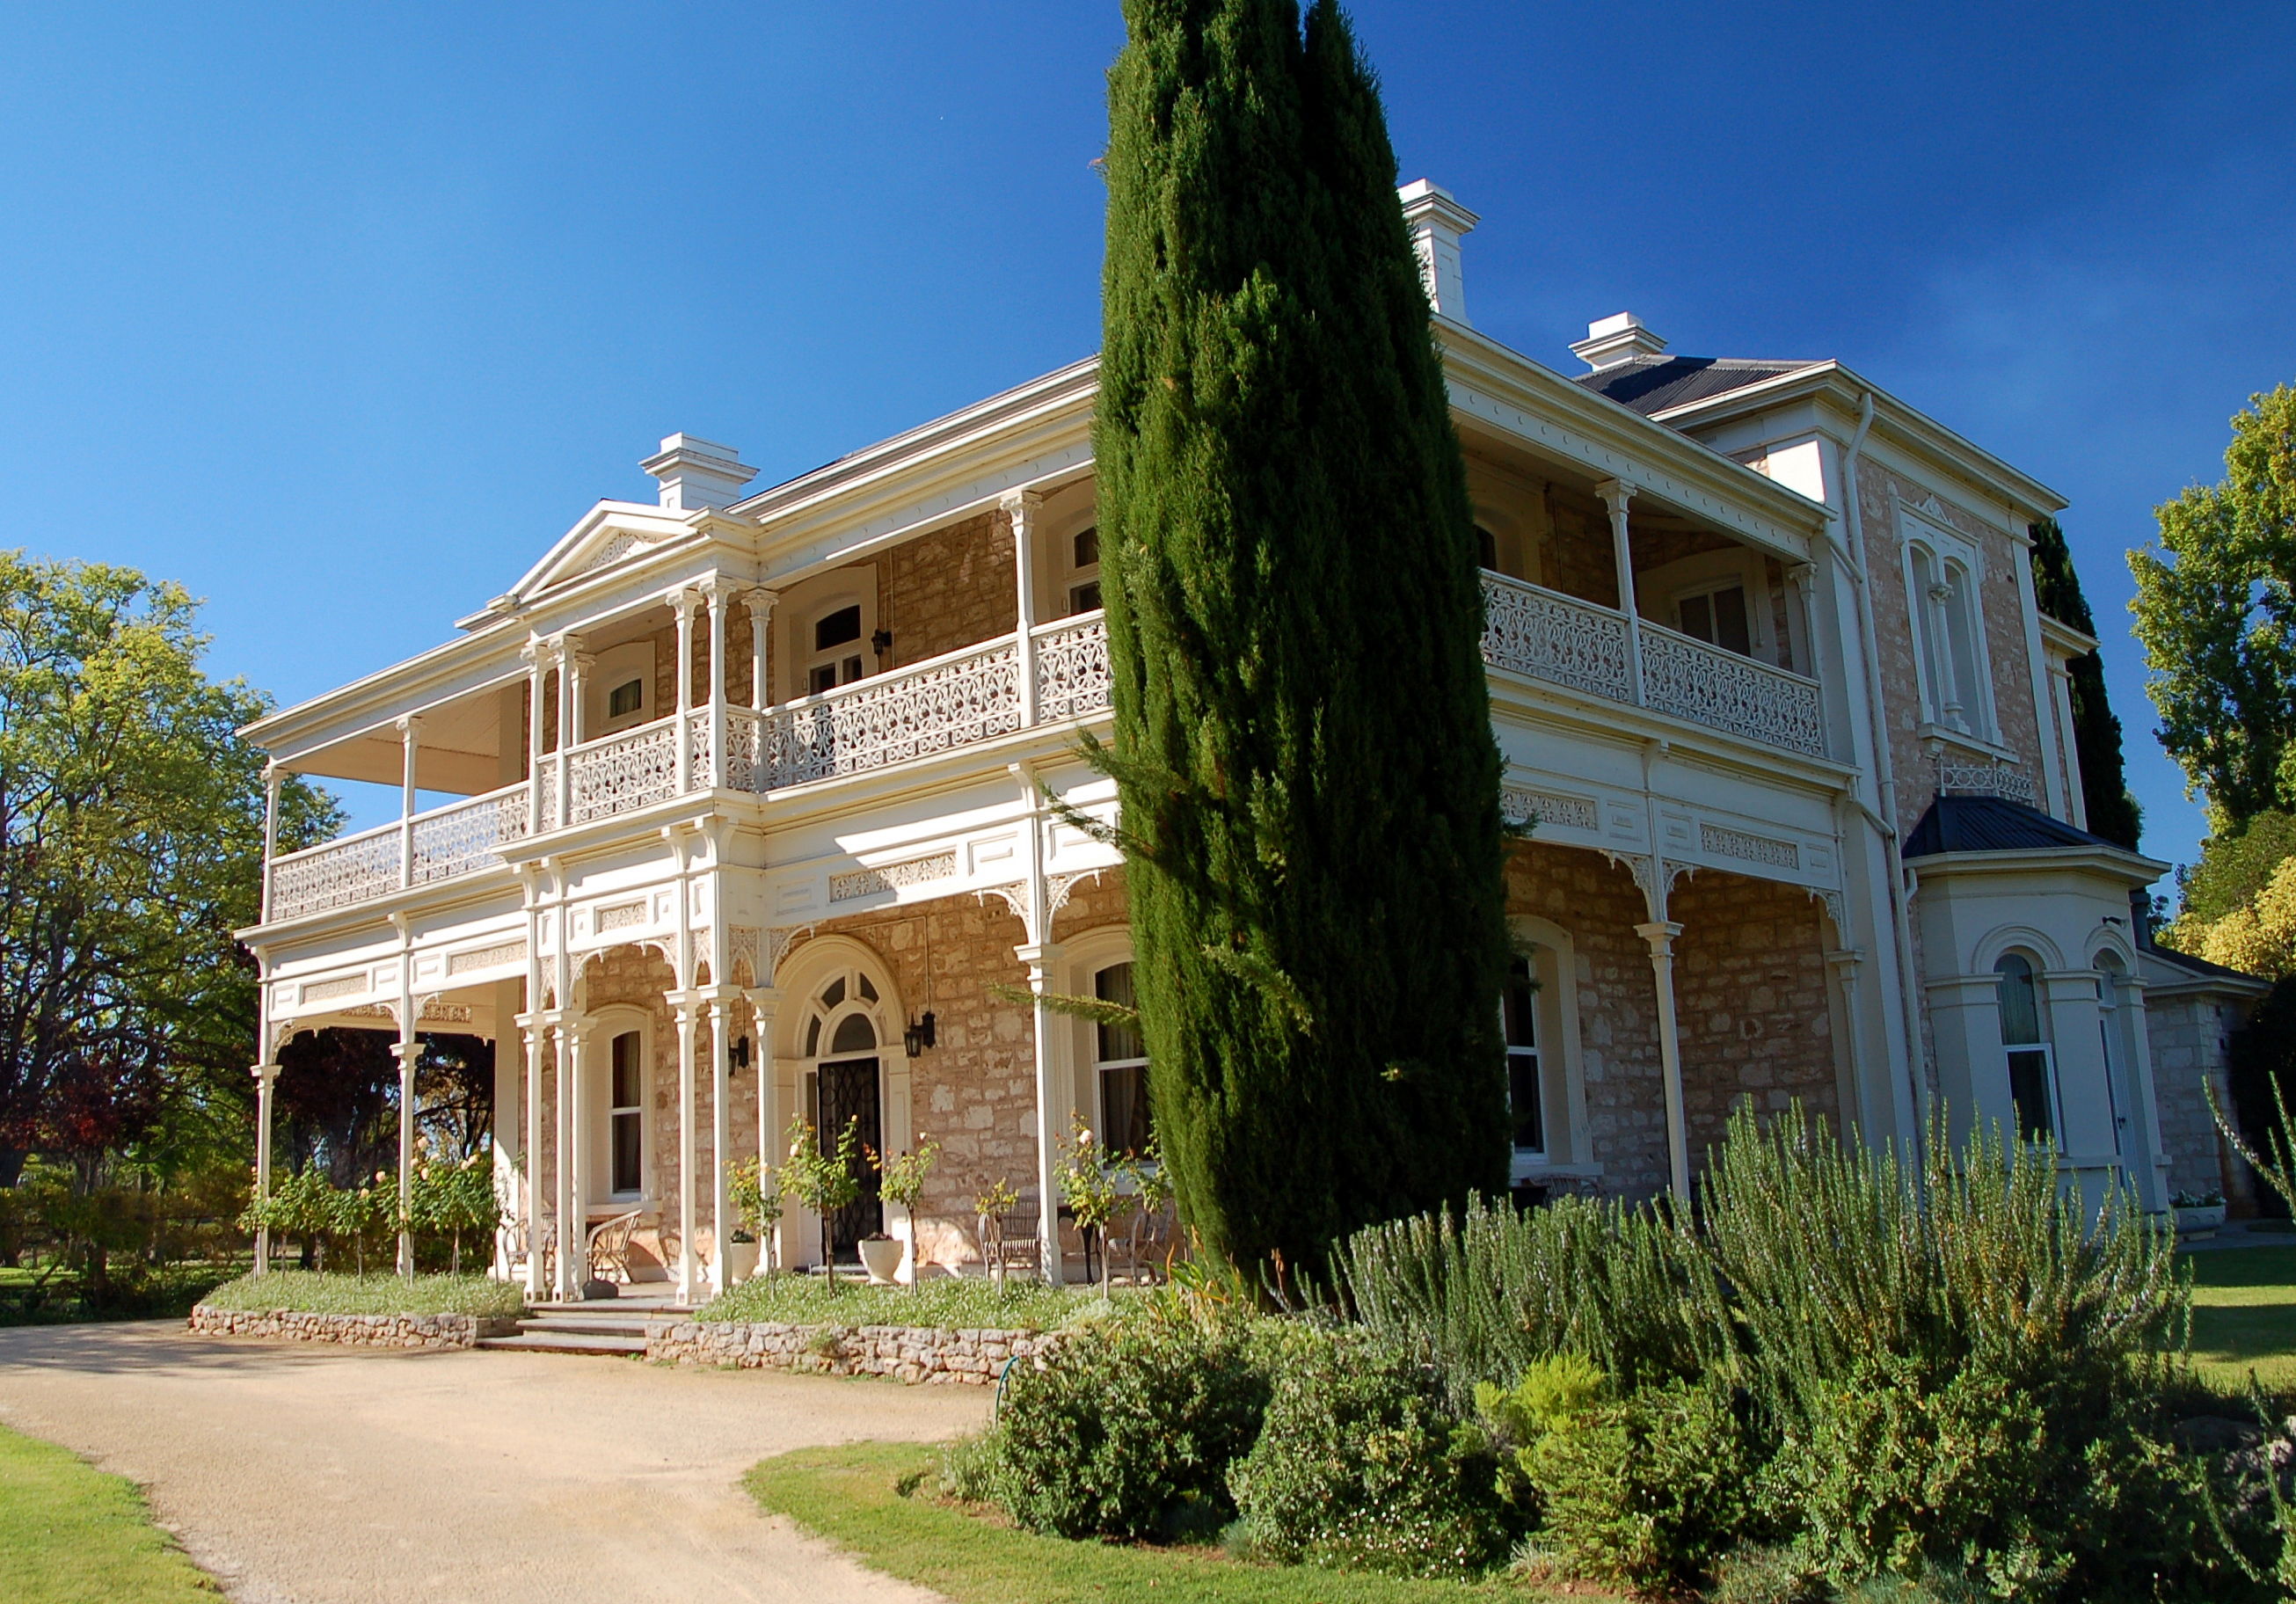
1669,869,1840,1159
2148,988,2250,1206
645,1318,1060,1384
189,1306,520,1348
880,511,1014,670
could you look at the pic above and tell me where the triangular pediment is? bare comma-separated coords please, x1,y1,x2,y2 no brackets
506,501,696,607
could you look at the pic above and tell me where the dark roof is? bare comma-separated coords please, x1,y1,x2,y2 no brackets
1572,355,1821,417
1900,794,2131,859
2143,941,2266,986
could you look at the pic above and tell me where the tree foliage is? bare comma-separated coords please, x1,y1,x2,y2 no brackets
2027,516,2141,849
1094,0,1510,1273
2130,383,2296,829
0,553,336,1188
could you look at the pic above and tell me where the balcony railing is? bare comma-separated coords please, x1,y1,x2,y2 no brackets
1480,572,1826,759
267,586,1829,923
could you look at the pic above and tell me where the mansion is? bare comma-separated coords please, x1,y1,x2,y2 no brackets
238,181,2254,1301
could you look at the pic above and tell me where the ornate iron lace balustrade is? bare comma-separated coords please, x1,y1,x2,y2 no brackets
269,825,403,920
567,718,681,824
1032,613,1112,722
724,707,764,792
761,638,1024,790
1479,572,1635,703
409,782,530,886
1639,621,1826,757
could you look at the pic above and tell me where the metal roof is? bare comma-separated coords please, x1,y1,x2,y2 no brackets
1900,794,2128,859
1572,355,1822,418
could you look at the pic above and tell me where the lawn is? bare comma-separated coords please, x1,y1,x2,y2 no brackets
747,1440,1619,1604
198,1270,526,1318
2187,1243,2296,1392
0,1424,217,1601
697,1272,1134,1332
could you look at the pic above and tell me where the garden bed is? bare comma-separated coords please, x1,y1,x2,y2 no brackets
191,1272,526,1349
692,1273,1128,1333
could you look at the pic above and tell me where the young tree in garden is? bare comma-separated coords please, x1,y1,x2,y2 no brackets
0,553,338,1190
2027,516,2141,849
2130,383,2296,830
1093,0,1510,1272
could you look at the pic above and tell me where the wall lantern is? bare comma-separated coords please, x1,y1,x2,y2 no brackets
730,1034,752,1071
903,1011,937,1058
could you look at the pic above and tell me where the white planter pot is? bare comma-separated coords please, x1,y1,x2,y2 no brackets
2175,1204,2228,1236
858,1236,905,1285
724,1239,760,1286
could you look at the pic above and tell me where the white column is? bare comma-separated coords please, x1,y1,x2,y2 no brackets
520,1016,546,1300
553,638,583,830
523,637,551,835
1636,920,1691,1202
552,1019,578,1299
251,1062,278,1274
703,579,733,790
1928,580,1964,726
259,765,282,922
671,589,698,794
1018,941,1066,1284
393,1030,419,1276
709,996,733,1291
674,1000,701,1302
397,715,420,890
747,590,776,712
1004,489,1043,726
1599,479,1644,704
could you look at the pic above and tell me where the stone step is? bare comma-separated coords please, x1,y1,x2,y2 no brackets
516,1316,652,1338
477,1331,650,1356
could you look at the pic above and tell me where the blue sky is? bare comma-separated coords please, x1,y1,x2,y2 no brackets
2,4,2292,876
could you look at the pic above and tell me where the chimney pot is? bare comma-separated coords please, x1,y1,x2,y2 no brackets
1570,311,1669,373
1398,179,1478,326
640,434,758,512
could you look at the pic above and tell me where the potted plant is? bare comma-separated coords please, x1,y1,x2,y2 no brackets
782,1114,864,1284
856,1231,904,1285
727,1155,781,1283
871,1136,942,1288
974,1177,1019,1283
2173,1189,2228,1236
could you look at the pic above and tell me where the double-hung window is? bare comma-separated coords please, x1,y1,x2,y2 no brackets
1092,961,1151,1156
609,1030,644,1195
1504,951,1544,1159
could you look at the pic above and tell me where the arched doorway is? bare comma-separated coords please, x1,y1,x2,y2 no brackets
798,969,886,1259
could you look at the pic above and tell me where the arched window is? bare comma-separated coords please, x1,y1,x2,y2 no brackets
1503,951,1543,1157
1907,532,1994,740
1994,952,2055,1141
609,1030,644,1196
1476,525,1498,572
805,603,866,696
1092,961,1150,1156
1065,526,1103,616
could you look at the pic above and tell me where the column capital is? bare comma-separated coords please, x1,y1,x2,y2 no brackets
250,1062,279,1083
389,1039,419,1062
522,632,560,668
1014,941,1065,985
1633,920,1683,957
396,713,422,738
1595,477,1638,516
697,572,741,604
1824,947,1865,974
743,586,780,614
667,583,702,617
999,485,1046,520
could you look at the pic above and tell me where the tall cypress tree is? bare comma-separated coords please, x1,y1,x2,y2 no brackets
1093,0,1509,1273
2028,516,2143,850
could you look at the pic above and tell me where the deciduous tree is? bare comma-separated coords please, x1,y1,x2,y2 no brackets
1093,0,1510,1273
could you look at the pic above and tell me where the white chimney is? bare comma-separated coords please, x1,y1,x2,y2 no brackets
1570,312,1669,372
1398,179,1478,325
640,434,758,512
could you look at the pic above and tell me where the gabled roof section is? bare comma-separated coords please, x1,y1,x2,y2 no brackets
1573,355,1824,417
1901,794,2127,858
463,499,702,630
2141,939,2269,991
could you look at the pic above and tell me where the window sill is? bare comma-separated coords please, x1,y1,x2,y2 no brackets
1918,723,2015,762
1512,1161,1604,1182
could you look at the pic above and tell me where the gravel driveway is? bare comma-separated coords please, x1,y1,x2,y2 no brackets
0,1321,988,1603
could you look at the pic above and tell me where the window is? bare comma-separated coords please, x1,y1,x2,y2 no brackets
1503,951,1543,1156
587,639,656,737
609,1031,643,1195
1907,532,1994,739
1994,953,2055,1142
1093,962,1151,1156
807,604,865,696
1674,584,1753,657
1476,526,1498,572
1067,527,1103,616
607,679,644,719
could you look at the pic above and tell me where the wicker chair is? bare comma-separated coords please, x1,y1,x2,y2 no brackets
586,1208,645,1284
978,1209,1041,1280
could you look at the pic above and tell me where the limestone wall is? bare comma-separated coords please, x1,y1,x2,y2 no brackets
2149,991,2251,1207
189,1306,519,1348
880,512,1015,670
646,1318,1060,1384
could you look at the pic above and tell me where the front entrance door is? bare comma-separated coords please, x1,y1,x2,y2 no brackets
816,1056,884,1258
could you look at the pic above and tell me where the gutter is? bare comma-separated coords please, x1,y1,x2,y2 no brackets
1834,389,1935,1138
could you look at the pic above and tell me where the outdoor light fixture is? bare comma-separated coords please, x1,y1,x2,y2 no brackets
730,1035,752,1071
903,1011,937,1058
871,627,894,658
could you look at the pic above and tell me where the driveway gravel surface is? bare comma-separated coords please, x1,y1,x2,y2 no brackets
0,1320,988,1603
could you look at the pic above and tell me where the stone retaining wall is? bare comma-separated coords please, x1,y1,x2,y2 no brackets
645,1319,1061,1384
188,1305,521,1349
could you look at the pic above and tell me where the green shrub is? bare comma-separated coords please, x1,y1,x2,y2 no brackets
1520,1374,1761,1592
694,1272,1126,1333
199,1271,525,1318
1710,1543,1828,1604
984,1316,1269,1541
1227,1331,1522,1578
1338,1190,1730,1404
